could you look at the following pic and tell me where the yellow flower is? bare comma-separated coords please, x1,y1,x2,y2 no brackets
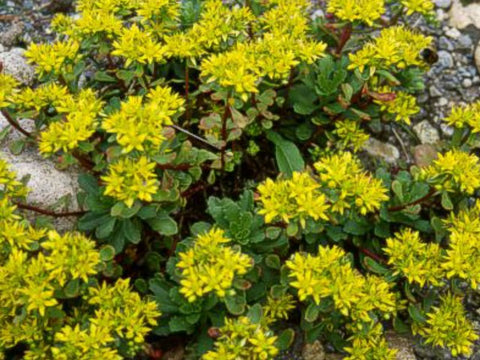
203,316,278,360
401,0,434,15
0,74,18,108
25,39,80,76
257,172,330,227
416,294,478,357
327,0,385,25
314,152,389,215
102,86,184,153
332,120,370,151
263,294,296,321
444,101,480,133
176,228,252,302
111,24,166,66
375,88,419,125
102,156,159,207
417,149,480,195
384,228,445,286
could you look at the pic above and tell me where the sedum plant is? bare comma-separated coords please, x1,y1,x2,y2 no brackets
2,0,480,358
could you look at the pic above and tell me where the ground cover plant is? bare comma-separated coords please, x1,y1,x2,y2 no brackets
1,0,480,358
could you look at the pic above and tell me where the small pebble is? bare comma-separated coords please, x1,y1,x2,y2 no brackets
438,97,448,106
445,27,461,39
434,0,452,9
462,78,473,88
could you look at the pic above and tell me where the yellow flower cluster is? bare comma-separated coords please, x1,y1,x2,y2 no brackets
444,101,480,133
332,120,370,152
263,294,296,321
164,0,254,59
416,294,478,357
0,157,29,199
203,316,278,360
200,0,326,100
384,229,445,287
327,0,385,25
375,89,420,125
102,85,184,153
0,74,18,108
111,24,165,66
349,27,432,72
257,172,330,227
345,323,397,360
314,152,389,215
176,228,252,302
102,156,159,207
286,246,397,322
443,201,480,288
12,82,68,111
136,0,179,24
0,158,159,358
401,0,434,15
39,89,104,155
52,278,160,359
25,39,80,76
417,149,480,194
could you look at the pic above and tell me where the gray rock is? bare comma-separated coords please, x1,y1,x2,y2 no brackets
385,332,416,360
414,144,438,167
417,93,429,104
445,27,461,39
475,41,480,74
0,48,35,85
441,123,455,136
462,78,473,88
449,0,480,29
0,21,24,48
302,341,325,360
438,36,454,51
362,138,400,164
311,9,325,20
0,113,80,230
437,50,454,69
414,121,440,144
435,0,452,9
429,85,442,97
438,97,448,106
457,34,473,49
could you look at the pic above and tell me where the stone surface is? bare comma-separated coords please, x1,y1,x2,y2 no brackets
302,341,326,360
413,120,440,144
0,113,80,229
0,48,35,85
414,144,439,167
475,41,480,74
435,0,452,9
437,50,454,69
0,20,24,47
362,138,400,164
385,332,416,360
448,0,480,29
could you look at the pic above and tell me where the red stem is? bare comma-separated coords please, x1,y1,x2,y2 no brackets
14,201,86,217
360,247,387,264
387,188,436,212
1,109,33,139
220,96,231,172
336,24,352,54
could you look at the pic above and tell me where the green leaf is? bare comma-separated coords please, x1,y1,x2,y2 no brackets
225,293,246,315
9,139,24,155
246,303,263,324
267,132,305,177
408,305,427,324
94,71,117,83
275,329,295,351
265,254,281,269
147,213,178,236
111,202,141,218
78,212,111,231
99,245,116,261
95,217,116,239
305,303,320,322
441,192,453,210
363,256,389,275
78,174,100,195
64,279,80,298
169,316,193,333
121,219,142,244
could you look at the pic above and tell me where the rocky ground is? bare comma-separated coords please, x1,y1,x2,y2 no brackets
1,0,480,359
